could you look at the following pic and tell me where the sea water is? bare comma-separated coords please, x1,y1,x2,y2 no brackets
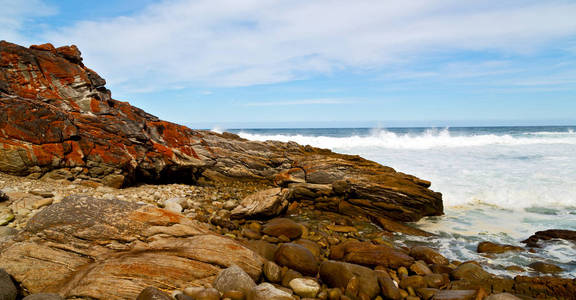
230,126,576,277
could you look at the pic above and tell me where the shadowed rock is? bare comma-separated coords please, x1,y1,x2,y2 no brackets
0,196,264,299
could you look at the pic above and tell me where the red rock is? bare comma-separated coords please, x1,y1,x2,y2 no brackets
0,40,442,224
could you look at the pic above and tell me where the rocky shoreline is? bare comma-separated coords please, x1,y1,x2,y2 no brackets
1,41,575,299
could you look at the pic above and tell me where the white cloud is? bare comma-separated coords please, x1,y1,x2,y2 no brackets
20,0,576,91
244,98,359,106
0,0,56,44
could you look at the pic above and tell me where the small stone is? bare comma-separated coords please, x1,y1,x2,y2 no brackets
214,265,257,294
248,283,294,300
375,270,402,300
326,225,357,233
289,278,320,298
23,294,65,300
223,200,236,210
136,287,172,300
263,261,282,283
417,288,439,300
175,294,194,300
184,286,205,298
281,268,302,287
504,265,524,272
397,266,409,279
399,275,426,289
424,274,447,289
432,290,479,300
274,243,319,276
410,260,433,275
262,218,303,240
196,288,221,300
0,226,18,238
223,290,245,300
0,190,8,202
164,201,183,213
0,210,15,226
328,288,342,300
528,261,563,274
485,293,522,300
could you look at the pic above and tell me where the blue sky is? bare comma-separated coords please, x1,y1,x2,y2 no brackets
2,0,576,128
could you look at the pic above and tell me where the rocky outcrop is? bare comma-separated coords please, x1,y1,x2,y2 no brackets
522,229,576,248
0,40,442,223
0,195,264,299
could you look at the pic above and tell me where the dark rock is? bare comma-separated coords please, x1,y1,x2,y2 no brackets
410,246,449,265
330,240,414,268
319,260,379,299
136,287,172,300
400,275,426,289
344,276,359,298
263,218,303,240
477,241,523,254
294,239,321,258
245,240,278,261
274,243,318,276
0,190,8,202
281,268,302,287
417,288,439,300
213,265,256,294
0,268,17,300
223,290,246,300
522,229,576,247
424,274,448,289
22,294,64,300
528,261,563,274
410,260,433,275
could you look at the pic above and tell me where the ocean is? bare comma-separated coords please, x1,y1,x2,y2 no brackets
227,126,576,277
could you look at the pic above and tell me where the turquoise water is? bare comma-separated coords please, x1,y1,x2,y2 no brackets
229,126,576,277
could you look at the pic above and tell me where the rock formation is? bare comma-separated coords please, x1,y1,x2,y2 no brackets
0,40,442,223
0,195,264,299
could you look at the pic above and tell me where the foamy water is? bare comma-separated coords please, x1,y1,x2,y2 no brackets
233,126,576,276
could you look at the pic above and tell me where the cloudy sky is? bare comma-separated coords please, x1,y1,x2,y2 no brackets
2,0,576,128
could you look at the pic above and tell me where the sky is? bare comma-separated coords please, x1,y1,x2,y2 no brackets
2,0,576,128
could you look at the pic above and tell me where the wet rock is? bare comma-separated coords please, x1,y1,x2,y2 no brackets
294,239,321,258
289,278,320,298
274,243,318,276
319,260,379,299
22,294,64,300
281,269,303,287
477,241,523,254
485,293,521,300
417,288,439,300
410,246,449,265
174,293,193,300
528,261,563,274
0,268,17,300
424,274,448,289
330,240,414,268
451,262,492,282
232,188,290,218
136,287,172,300
522,229,576,247
248,283,294,300
263,261,282,283
345,276,359,298
262,218,303,240
214,265,257,294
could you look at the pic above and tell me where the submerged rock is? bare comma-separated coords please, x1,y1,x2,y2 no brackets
522,229,576,247
477,241,524,254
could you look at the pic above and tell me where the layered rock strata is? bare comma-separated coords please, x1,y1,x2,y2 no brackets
0,41,442,223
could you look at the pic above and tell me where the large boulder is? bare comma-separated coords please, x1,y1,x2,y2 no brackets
0,40,442,223
0,196,264,299
330,240,414,268
319,260,380,299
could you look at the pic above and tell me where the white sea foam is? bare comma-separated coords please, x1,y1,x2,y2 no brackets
239,127,576,275
238,128,576,150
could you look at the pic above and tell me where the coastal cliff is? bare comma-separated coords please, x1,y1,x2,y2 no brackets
0,40,442,223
